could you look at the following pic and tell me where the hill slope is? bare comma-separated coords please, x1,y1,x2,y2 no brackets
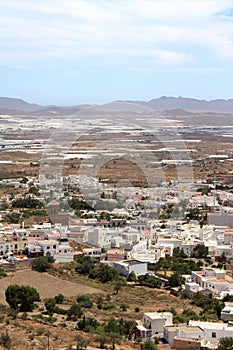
137,96,233,113
0,97,44,111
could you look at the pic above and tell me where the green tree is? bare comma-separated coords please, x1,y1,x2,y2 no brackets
76,334,89,350
192,244,208,258
118,319,136,339
4,212,21,224
55,293,64,304
31,256,53,272
75,256,94,275
218,337,233,350
77,316,100,333
127,271,137,282
113,279,124,295
67,303,83,321
173,247,188,259
5,285,40,312
28,186,39,195
186,207,201,221
77,295,93,309
96,295,103,309
95,334,108,349
138,274,162,288
141,340,157,350
88,263,120,283
168,272,184,287
109,332,121,350
12,197,43,209
45,298,56,315
68,198,93,212
104,317,119,334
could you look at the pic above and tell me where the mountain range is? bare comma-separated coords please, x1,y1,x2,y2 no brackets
1,96,233,115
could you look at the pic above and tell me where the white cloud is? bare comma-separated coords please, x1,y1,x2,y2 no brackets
151,50,191,66
70,70,81,76
0,0,233,68
129,65,221,74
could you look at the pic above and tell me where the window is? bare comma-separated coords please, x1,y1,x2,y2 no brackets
212,332,216,338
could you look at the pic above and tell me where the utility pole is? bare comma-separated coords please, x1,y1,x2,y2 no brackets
213,171,216,212
48,330,50,350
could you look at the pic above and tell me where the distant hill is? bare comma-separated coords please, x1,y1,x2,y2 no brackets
32,105,92,116
0,97,92,115
2,96,233,114
161,108,194,116
0,97,44,111
136,96,233,113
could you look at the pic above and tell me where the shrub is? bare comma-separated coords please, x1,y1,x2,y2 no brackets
21,312,27,320
0,332,11,349
120,303,129,311
58,322,67,328
67,304,83,321
141,340,157,349
36,327,46,336
77,316,100,333
7,307,18,319
102,303,116,310
0,270,7,277
138,274,162,288
77,295,93,309
31,256,53,272
88,263,120,283
76,334,90,349
45,298,56,315
55,293,64,304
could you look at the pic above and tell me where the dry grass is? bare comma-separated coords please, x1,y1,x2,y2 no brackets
0,263,200,350
0,269,104,304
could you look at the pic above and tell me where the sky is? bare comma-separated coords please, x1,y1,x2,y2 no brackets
1,0,233,105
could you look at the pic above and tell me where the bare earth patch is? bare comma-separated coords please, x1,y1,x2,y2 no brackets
0,269,103,304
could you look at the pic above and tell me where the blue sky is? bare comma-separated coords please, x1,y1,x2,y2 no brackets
1,0,233,105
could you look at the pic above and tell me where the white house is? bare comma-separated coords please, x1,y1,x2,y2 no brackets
137,312,173,340
37,240,58,256
221,304,233,321
189,320,233,346
87,228,111,248
83,247,102,259
185,281,200,294
113,259,147,277
163,324,204,348
53,243,74,263
28,239,74,263
192,268,233,295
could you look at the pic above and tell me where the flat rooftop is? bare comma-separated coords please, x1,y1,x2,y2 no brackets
144,312,172,320
166,325,202,333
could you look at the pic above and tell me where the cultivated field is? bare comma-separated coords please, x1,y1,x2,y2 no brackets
0,269,104,304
